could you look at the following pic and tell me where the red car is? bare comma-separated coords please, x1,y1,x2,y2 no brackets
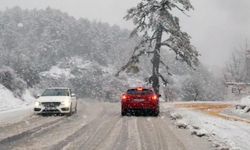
121,87,160,116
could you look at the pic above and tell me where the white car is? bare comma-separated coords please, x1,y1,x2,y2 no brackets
34,87,77,115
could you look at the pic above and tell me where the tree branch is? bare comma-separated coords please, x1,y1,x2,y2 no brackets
160,60,172,76
115,49,146,77
158,73,168,86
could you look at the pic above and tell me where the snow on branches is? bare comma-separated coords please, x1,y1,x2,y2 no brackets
117,0,199,93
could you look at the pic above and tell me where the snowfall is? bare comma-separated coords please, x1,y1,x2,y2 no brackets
1,74,250,150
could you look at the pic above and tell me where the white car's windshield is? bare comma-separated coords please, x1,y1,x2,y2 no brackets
41,89,69,96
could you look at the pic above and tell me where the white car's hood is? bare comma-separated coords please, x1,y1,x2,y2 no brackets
37,96,70,102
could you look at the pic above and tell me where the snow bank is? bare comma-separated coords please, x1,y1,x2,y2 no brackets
240,96,250,106
0,81,36,125
170,107,250,150
170,112,183,120
175,120,188,129
0,84,35,112
233,96,250,114
191,129,208,137
170,112,207,136
0,84,35,125
0,84,24,111
0,104,33,126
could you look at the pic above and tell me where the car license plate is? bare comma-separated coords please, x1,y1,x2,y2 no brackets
133,99,144,102
45,107,56,110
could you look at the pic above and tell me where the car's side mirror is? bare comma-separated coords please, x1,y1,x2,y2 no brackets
34,94,40,99
71,93,76,97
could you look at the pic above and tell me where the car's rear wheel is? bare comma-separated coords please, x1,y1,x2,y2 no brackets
153,111,159,116
153,107,159,116
121,110,127,116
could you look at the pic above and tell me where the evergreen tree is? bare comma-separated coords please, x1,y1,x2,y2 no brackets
116,0,199,94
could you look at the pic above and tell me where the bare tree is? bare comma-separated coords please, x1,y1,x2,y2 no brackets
116,0,199,94
225,41,249,82
182,66,224,101
182,77,202,101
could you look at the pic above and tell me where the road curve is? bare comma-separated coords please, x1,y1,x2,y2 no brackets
0,101,213,150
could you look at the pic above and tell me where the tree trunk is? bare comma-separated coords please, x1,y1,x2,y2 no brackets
194,89,199,101
151,26,163,94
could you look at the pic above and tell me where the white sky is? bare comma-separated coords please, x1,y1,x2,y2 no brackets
0,0,250,67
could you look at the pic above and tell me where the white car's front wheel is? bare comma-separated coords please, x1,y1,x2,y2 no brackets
66,104,73,116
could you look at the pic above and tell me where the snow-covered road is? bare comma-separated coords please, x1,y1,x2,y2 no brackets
0,101,213,150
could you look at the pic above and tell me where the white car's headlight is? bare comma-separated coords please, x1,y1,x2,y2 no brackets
61,101,71,107
35,102,41,107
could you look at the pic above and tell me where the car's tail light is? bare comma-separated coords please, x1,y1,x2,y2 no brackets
122,94,128,101
151,95,158,101
122,95,127,99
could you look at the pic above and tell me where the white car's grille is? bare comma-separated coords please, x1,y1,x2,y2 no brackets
41,102,61,107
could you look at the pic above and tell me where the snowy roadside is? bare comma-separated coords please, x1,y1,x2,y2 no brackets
0,105,33,126
0,85,35,126
163,102,250,150
227,96,250,120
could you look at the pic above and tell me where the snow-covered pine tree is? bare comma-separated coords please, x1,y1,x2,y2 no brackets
116,0,199,94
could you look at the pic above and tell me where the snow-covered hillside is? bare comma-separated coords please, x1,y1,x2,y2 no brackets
37,56,152,102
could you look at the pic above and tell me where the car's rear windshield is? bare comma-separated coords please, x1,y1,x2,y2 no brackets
127,89,153,95
41,89,69,96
